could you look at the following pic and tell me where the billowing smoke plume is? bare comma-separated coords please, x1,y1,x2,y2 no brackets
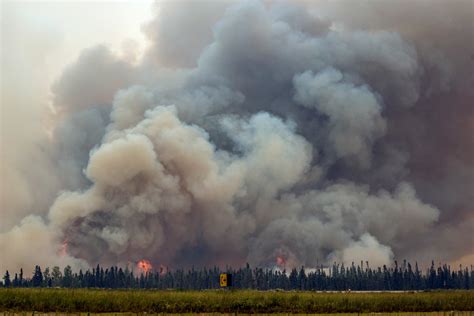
1,0,473,272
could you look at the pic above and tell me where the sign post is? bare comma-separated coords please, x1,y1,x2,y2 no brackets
220,273,232,287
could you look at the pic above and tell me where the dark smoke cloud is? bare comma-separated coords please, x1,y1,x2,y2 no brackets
52,45,136,113
1,0,473,272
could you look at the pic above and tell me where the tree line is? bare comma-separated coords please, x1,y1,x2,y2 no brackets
2,261,473,290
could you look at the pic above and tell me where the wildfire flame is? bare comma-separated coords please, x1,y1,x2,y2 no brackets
59,239,68,256
137,259,153,274
276,255,286,268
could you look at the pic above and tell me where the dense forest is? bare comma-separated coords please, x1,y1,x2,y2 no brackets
2,261,473,291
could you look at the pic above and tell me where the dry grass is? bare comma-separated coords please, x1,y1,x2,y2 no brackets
0,289,473,314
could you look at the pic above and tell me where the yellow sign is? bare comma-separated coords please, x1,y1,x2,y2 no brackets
220,273,228,287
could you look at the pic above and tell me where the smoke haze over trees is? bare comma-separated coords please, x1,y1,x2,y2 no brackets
0,0,473,273
2,261,474,291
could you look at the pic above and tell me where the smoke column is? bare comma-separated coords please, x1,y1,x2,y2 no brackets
1,0,473,272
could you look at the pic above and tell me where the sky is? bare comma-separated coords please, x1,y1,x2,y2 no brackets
1,0,153,115
1,0,153,227
0,0,473,273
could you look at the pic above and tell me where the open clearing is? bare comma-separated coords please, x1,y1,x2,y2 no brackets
1,289,473,314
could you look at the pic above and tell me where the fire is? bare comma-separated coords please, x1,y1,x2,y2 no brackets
276,255,286,268
137,259,153,274
59,239,68,256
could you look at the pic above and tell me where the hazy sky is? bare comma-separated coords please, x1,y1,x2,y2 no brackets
1,0,153,100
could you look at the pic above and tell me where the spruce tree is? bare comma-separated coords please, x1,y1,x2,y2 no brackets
51,266,62,287
298,266,307,290
3,271,11,287
32,265,43,287
43,267,50,287
12,273,18,287
289,268,298,289
63,265,73,288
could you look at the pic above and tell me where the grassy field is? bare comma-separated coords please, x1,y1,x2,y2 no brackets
4,313,474,316
2,313,473,315
0,289,473,314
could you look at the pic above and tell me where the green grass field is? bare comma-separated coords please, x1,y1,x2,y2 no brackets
0,289,473,314
0,312,473,316
5,313,474,316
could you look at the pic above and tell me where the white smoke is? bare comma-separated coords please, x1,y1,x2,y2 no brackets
1,0,473,272
330,233,394,268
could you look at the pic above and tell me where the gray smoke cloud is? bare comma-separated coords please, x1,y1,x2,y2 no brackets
1,0,473,272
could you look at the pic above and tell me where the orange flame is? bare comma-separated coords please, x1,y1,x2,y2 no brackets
59,239,68,256
276,255,286,268
137,259,153,274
